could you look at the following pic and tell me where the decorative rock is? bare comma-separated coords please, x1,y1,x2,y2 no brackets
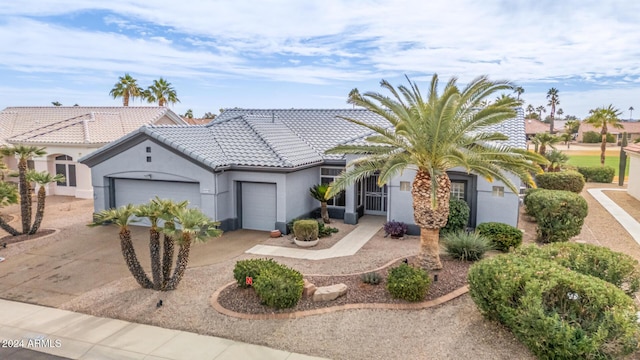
313,283,348,302
303,279,316,297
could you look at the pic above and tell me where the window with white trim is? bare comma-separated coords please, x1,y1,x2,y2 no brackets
54,155,76,187
320,167,345,207
450,182,465,201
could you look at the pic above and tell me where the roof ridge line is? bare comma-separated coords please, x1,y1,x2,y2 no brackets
9,114,89,140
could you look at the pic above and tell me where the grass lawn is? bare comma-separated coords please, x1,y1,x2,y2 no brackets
566,154,630,176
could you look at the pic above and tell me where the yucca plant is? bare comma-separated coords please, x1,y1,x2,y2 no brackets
443,231,493,261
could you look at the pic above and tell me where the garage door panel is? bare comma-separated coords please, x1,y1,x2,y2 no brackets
242,183,276,231
114,179,201,209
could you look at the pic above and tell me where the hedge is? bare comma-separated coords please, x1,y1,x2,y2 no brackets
577,166,615,183
535,171,585,193
524,189,588,242
582,131,615,144
476,222,522,252
468,254,640,359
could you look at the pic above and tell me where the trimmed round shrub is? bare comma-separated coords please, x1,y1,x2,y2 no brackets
535,171,585,193
525,189,588,243
515,243,640,296
253,264,304,309
577,166,615,183
443,231,492,261
292,219,319,241
476,222,523,252
523,188,543,218
386,263,431,302
583,131,615,143
440,198,470,234
468,255,640,359
233,258,279,288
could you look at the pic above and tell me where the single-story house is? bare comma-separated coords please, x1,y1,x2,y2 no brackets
577,122,640,144
0,106,186,199
79,108,527,234
625,143,640,201
525,118,550,139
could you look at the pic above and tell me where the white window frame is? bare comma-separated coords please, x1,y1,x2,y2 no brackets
320,167,345,207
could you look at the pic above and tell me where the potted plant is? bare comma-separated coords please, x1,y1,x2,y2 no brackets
384,220,408,239
293,219,319,247
309,184,330,224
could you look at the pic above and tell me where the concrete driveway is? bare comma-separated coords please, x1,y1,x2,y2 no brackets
0,197,265,307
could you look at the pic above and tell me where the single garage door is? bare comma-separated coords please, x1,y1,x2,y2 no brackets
241,182,276,231
114,179,201,208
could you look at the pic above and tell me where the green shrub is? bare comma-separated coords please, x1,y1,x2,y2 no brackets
292,219,319,241
440,198,470,234
535,171,585,193
525,189,588,243
386,263,431,302
233,258,279,288
515,243,640,295
318,222,339,238
443,231,493,261
476,222,523,252
468,255,640,359
577,166,615,183
360,271,382,285
253,264,304,309
583,131,615,143
522,188,542,218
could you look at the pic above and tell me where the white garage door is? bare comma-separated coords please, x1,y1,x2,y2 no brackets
241,182,276,231
114,179,201,208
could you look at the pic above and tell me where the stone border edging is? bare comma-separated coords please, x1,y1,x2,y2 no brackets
210,256,470,320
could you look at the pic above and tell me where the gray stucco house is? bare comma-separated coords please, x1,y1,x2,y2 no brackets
79,108,526,234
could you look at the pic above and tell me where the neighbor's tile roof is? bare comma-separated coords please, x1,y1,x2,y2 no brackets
182,117,213,125
624,143,640,155
525,118,550,134
0,106,183,145
85,108,527,170
579,121,640,135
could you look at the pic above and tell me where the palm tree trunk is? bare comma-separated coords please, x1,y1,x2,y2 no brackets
123,95,129,107
165,237,191,290
18,159,30,234
0,216,19,236
600,128,607,166
418,228,443,270
28,187,46,235
149,228,162,290
119,228,153,289
320,202,330,224
161,233,175,289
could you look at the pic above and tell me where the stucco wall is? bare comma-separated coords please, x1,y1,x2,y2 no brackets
88,139,216,218
628,154,640,201
285,166,320,220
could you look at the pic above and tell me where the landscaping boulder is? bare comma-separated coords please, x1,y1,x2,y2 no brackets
313,283,347,302
303,279,316,297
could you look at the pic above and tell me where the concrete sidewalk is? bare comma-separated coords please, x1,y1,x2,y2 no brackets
0,299,327,360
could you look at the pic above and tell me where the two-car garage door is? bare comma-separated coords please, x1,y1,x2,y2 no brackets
241,182,276,231
113,179,201,209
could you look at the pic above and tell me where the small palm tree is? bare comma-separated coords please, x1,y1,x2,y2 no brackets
526,104,535,117
536,105,546,120
0,145,47,234
145,78,180,107
326,74,545,270
89,205,154,289
109,74,142,106
564,120,581,135
184,109,194,118
309,184,331,224
135,201,165,290
163,208,222,290
558,132,573,149
514,86,524,100
584,105,623,166
0,181,19,235
544,150,569,172
531,133,560,156
27,170,65,234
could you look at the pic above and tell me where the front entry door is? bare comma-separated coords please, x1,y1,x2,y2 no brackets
364,174,387,215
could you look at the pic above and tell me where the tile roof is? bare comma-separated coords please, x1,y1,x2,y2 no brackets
0,106,184,145
579,121,640,135
624,143,640,155
182,117,213,125
525,118,550,134
83,108,527,170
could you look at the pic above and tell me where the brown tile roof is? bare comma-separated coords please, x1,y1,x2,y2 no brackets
524,118,550,134
624,143,640,154
182,117,213,125
579,122,640,135
0,106,184,145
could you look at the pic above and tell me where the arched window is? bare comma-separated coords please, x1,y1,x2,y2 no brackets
54,155,76,187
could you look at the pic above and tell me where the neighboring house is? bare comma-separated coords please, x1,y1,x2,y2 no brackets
0,106,186,199
577,122,640,144
525,118,550,139
625,143,640,201
182,117,213,125
79,108,527,234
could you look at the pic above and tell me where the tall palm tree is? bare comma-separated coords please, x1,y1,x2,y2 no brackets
326,75,545,270
514,86,524,100
163,208,221,290
536,105,546,120
89,205,154,289
584,105,624,166
0,181,19,235
526,104,535,117
629,106,634,121
28,171,65,234
531,133,560,156
109,74,142,106
309,184,330,224
0,145,46,234
546,88,560,133
145,78,180,107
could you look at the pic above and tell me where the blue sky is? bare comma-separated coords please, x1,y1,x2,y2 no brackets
1,1,640,119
